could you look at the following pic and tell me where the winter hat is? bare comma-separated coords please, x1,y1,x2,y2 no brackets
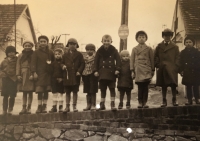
120,50,130,57
135,31,148,40
22,40,34,47
38,35,49,43
85,44,96,51
102,34,112,42
184,36,195,46
5,46,18,56
162,28,173,37
66,38,79,48
54,48,64,55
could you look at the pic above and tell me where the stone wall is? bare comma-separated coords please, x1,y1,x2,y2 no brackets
0,105,200,141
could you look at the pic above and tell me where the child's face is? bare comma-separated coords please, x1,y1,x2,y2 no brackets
122,54,129,61
68,42,77,51
163,35,172,42
54,51,62,59
24,43,33,51
7,52,15,58
137,34,147,44
86,49,94,56
185,39,194,48
39,39,48,49
102,37,112,49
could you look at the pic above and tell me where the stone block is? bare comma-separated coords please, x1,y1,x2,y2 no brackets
110,122,119,128
84,135,104,141
93,121,101,126
101,121,111,127
108,134,128,141
38,128,56,139
28,114,38,123
5,124,14,133
142,108,153,117
23,133,35,139
158,124,169,130
14,125,23,134
64,129,87,140
0,125,5,132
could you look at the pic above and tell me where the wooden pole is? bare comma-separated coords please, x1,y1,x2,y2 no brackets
119,0,129,52
14,0,16,48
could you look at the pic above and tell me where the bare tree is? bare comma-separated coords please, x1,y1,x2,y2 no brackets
51,35,61,50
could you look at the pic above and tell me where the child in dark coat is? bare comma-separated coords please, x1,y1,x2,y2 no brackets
16,41,35,114
62,38,85,112
117,50,133,109
180,37,200,105
82,44,98,111
49,48,65,113
31,35,54,113
0,46,18,115
94,34,121,111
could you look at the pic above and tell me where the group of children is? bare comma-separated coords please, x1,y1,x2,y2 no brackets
1,28,200,115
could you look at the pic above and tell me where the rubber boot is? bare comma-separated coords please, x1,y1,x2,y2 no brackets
118,102,123,109
19,105,27,115
49,105,57,113
26,104,31,114
63,104,70,113
42,104,47,113
161,98,167,107
126,102,131,109
73,104,78,112
59,105,63,112
36,105,42,113
83,95,91,111
111,101,117,111
90,94,96,111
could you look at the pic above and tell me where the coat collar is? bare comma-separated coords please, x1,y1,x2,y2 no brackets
160,41,174,52
135,44,148,55
98,45,116,59
65,49,79,62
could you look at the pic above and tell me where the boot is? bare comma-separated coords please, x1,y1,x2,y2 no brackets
111,101,117,111
26,104,31,114
7,108,12,115
172,97,178,106
118,102,123,109
73,104,78,112
19,105,27,115
97,102,106,111
143,102,149,108
161,98,167,107
126,102,131,109
90,94,96,111
59,105,63,112
49,105,57,113
185,99,192,105
195,99,200,104
83,95,91,111
63,104,70,113
36,105,42,113
2,111,7,115
42,104,47,113
138,102,143,108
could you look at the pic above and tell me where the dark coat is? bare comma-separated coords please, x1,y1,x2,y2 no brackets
154,41,180,86
94,45,121,82
61,50,85,86
117,60,133,89
180,47,200,85
31,48,54,87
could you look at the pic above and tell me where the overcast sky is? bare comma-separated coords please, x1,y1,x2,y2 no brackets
1,0,176,52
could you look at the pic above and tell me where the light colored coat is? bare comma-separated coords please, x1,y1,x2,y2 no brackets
130,44,154,83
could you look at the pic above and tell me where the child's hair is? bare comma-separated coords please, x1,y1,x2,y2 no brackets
162,28,173,37
85,44,96,51
38,35,49,43
54,48,64,55
184,36,195,46
23,41,34,48
135,31,148,40
120,50,130,58
101,34,112,42
5,46,17,56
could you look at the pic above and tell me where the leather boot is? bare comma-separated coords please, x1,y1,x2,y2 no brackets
26,104,31,114
161,98,167,107
49,105,57,113
143,102,149,108
111,101,117,111
36,105,42,113
42,104,47,113
90,94,96,111
19,105,27,115
83,95,91,111
185,99,193,105
126,102,131,109
118,102,123,109
73,104,78,112
59,105,63,113
138,101,143,108
97,102,106,111
7,108,12,115
63,104,70,113
172,97,178,106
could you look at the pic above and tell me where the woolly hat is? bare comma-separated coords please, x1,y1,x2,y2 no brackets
5,46,18,56
184,36,195,46
22,40,34,47
66,38,79,48
85,44,96,51
54,48,64,55
120,50,130,57
102,34,112,41
162,28,173,37
38,35,49,43
135,31,148,40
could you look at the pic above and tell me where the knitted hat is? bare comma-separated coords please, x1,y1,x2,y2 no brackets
162,28,173,37
135,31,148,40
85,44,96,51
5,46,18,56
102,34,112,41
38,35,49,43
22,40,34,47
120,50,130,57
54,48,64,55
184,36,195,46
66,38,79,48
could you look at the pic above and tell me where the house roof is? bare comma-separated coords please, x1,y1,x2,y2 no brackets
0,4,37,44
179,0,200,35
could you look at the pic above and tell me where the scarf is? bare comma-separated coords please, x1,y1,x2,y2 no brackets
20,50,33,64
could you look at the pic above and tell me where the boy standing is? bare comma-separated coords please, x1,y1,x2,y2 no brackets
31,35,54,113
154,28,180,107
94,34,121,111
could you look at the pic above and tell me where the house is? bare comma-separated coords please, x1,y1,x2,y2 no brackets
171,0,200,51
0,4,37,60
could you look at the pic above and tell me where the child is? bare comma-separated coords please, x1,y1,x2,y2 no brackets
154,28,180,107
130,31,154,108
117,50,133,109
62,38,85,112
94,34,121,111
82,44,98,111
16,41,35,114
49,48,65,113
180,37,200,105
31,35,54,113
0,46,18,115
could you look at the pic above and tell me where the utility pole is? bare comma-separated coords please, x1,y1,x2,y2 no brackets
14,0,16,48
119,0,129,52
62,34,70,46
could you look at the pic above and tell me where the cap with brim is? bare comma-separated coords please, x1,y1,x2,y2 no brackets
162,28,174,37
66,38,79,48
